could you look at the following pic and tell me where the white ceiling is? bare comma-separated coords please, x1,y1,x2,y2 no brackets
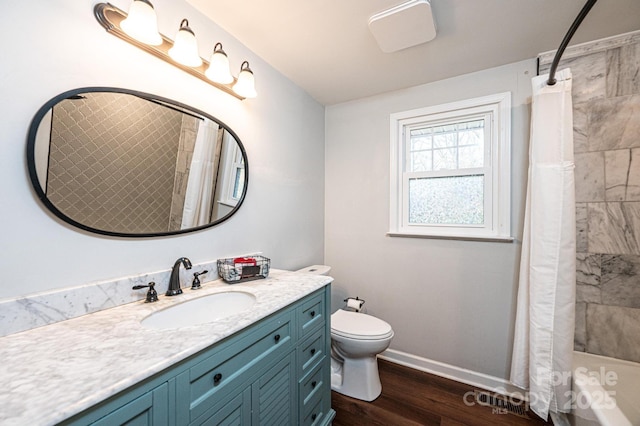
186,0,640,105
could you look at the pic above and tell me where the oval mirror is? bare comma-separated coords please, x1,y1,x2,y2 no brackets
27,87,248,237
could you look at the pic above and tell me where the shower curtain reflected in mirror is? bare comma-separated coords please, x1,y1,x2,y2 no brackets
511,68,576,421
181,119,223,229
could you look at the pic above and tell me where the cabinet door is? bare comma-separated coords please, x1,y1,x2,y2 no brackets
197,387,251,426
252,352,297,426
92,383,168,426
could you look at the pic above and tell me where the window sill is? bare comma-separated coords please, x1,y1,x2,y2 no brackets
386,232,514,243
217,199,237,208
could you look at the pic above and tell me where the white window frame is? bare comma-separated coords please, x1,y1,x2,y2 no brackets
218,135,245,208
389,92,512,241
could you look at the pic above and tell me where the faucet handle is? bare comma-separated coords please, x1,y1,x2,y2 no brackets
191,270,208,290
133,282,159,303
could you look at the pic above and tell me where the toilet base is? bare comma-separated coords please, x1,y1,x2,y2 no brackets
330,355,382,402
331,357,343,388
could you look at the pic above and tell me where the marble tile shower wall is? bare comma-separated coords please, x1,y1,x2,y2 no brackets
540,32,640,363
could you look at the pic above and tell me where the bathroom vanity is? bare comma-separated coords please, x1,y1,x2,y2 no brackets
0,270,334,425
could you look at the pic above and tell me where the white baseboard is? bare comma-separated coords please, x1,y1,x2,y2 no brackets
378,348,526,399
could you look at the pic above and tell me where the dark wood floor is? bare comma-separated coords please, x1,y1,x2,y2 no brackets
331,359,552,426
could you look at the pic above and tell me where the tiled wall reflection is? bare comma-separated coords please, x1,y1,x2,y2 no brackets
49,92,182,234
541,33,640,362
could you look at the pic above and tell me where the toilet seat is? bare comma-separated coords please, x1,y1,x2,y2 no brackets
331,310,393,340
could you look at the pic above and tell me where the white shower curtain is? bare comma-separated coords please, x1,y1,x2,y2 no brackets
181,119,220,229
511,68,576,420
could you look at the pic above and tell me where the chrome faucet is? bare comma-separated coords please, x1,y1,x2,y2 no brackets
166,257,192,296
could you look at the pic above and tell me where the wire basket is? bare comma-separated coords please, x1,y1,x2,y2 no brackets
217,255,270,283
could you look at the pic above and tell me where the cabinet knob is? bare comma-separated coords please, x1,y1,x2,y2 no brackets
311,413,317,421
310,348,316,355
274,334,281,343
213,373,222,385
311,380,317,388
310,310,316,317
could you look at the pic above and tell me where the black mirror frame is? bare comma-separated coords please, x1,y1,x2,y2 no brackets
26,87,249,238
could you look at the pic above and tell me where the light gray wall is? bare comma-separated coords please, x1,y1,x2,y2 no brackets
325,59,536,379
0,0,325,299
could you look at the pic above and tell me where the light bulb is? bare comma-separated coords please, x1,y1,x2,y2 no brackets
120,0,162,46
168,19,202,67
233,61,257,98
205,43,234,84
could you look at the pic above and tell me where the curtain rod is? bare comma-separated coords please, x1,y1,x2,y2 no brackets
547,0,598,86
147,98,204,121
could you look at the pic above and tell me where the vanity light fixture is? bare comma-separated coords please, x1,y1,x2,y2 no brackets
168,19,202,67
94,2,256,100
205,43,234,84
119,0,162,45
233,61,257,98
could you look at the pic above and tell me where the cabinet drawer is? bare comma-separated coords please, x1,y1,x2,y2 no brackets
297,327,326,377
297,292,324,339
301,390,329,426
179,311,293,422
300,361,326,408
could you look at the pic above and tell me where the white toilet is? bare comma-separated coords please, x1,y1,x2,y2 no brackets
296,265,394,402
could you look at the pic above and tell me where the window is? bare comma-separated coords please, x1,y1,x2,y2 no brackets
218,133,245,208
228,145,245,203
389,92,511,240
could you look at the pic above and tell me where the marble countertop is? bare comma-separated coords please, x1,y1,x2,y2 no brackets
0,270,332,426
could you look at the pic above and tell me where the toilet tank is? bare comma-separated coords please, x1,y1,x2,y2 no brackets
296,265,331,275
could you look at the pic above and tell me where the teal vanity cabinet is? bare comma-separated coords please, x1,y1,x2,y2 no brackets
90,384,170,426
60,285,334,426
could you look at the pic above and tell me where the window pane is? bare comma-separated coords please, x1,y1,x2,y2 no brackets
458,128,484,168
232,167,245,200
458,145,483,169
458,128,483,146
411,136,432,151
433,131,456,148
408,118,485,172
409,175,484,225
433,148,456,170
410,150,432,172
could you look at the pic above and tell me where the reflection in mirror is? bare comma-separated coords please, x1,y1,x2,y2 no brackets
28,88,248,237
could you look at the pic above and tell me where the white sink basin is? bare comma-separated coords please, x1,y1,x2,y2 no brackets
141,291,256,329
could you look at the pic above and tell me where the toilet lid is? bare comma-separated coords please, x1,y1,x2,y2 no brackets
331,310,393,340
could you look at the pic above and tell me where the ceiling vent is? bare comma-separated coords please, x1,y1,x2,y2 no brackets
368,0,436,53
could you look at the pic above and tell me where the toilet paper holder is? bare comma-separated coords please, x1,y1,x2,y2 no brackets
344,297,365,312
